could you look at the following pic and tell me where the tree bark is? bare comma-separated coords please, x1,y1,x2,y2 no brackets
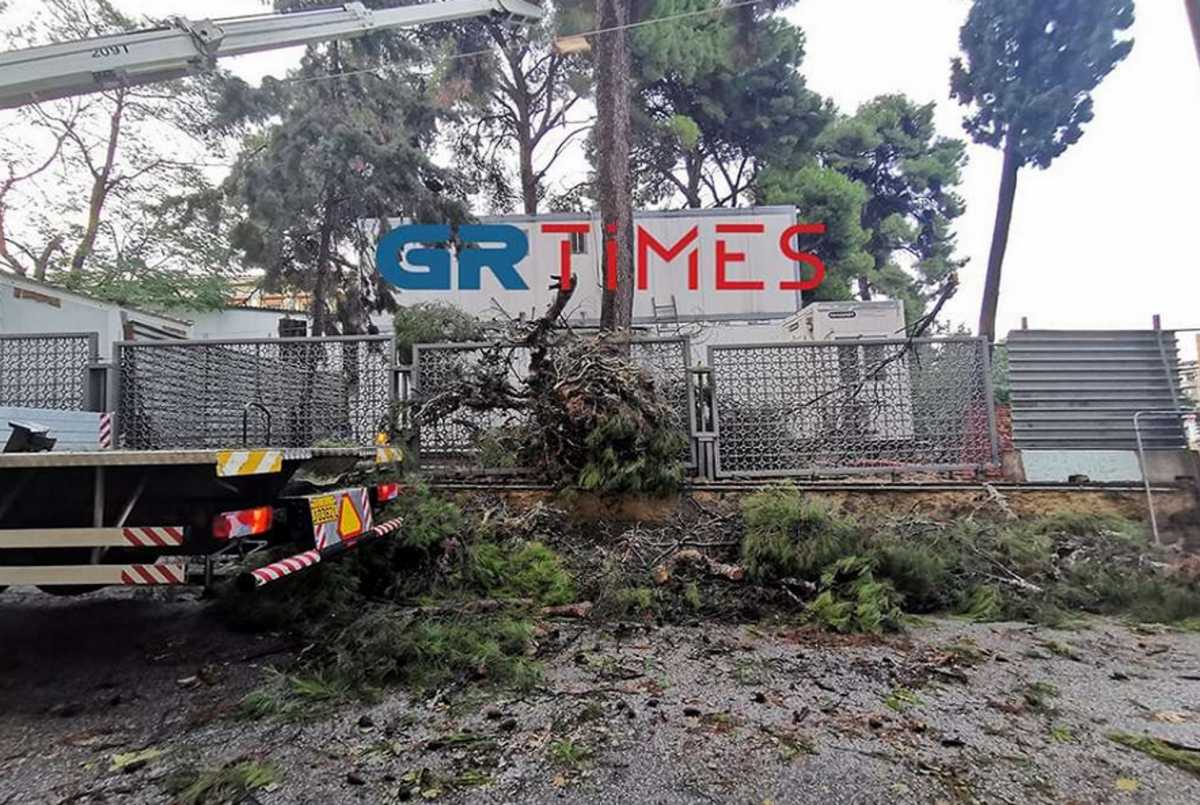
595,0,635,332
857,275,873,301
311,199,336,337
70,91,125,278
978,130,1021,343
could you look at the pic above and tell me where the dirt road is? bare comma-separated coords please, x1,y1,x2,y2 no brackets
2,587,1200,804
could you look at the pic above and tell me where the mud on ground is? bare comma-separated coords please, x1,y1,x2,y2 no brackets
2,587,1200,804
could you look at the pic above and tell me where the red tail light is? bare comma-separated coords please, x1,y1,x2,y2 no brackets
375,482,400,504
213,506,274,541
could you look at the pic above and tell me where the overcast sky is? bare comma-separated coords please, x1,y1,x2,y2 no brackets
6,0,1198,340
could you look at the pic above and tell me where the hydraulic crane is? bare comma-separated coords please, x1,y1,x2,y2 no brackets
0,0,543,110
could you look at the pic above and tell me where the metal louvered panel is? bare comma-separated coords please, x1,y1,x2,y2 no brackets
1007,329,1187,449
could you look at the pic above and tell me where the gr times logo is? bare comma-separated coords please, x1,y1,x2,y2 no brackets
376,221,827,292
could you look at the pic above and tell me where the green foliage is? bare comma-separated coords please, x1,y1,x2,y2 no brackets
883,687,923,713
740,488,860,582
872,541,949,613
2,4,239,303
393,302,484,364
216,34,468,333
576,410,686,496
806,556,903,634
817,95,967,317
212,554,364,634
393,486,467,554
477,426,522,469
630,3,830,208
959,585,1004,622
167,759,278,805
757,165,872,302
991,344,1011,405
739,492,1199,633
951,0,1134,169
236,669,354,721
1108,732,1200,777
465,540,576,606
328,610,541,691
549,739,592,769
615,587,658,616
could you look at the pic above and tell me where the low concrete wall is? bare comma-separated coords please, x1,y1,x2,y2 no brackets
1017,448,1199,485
438,482,1200,547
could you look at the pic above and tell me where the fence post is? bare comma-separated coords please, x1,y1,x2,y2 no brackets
979,337,1001,468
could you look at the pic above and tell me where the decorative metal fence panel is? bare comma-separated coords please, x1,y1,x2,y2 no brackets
117,335,395,449
1007,329,1187,449
708,337,998,477
412,336,692,466
0,332,98,411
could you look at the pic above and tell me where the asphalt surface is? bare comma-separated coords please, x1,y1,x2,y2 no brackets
3,587,1200,804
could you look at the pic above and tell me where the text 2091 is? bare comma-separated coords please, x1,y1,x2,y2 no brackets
91,45,130,58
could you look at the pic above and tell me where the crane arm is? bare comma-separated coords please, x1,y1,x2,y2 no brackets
0,0,543,110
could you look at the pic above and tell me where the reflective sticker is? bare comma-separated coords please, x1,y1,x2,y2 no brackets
310,495,337,525
338,494,364,539
216,449,284,477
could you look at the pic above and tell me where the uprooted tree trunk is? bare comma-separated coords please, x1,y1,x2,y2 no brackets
412,281,685,494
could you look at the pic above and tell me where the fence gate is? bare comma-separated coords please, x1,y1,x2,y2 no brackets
707,337,999,477
117,335,396,449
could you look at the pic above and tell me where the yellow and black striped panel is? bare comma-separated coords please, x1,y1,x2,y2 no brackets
215,449,284,477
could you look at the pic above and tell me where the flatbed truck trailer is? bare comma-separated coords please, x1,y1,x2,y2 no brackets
0,332,409,594
0,445,404,593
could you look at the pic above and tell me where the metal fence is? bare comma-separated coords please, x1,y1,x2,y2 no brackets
412,336,692,466
1007,329,1187,449
708,337,998,477
117,335,395,449
0,332,97,411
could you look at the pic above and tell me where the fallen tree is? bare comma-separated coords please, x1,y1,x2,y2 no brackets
409,294,686,494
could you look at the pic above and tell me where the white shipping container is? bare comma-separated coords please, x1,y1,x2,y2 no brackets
374,206,806,325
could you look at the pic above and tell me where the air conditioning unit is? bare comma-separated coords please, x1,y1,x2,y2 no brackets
783,300,914,444
782,300,906,342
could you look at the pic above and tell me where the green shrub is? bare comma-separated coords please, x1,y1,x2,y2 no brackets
741,489,859,582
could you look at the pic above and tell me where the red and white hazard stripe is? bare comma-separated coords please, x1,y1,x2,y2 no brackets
249,550,321,587
372,516,404,536
98,413,113,449
121,526,185,547
118,563,186,585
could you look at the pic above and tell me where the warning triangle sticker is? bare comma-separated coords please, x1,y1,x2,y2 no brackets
338,494,364,539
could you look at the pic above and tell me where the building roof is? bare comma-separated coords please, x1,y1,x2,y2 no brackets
0,271,194,326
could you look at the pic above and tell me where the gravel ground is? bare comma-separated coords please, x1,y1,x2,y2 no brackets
3,587,1200,804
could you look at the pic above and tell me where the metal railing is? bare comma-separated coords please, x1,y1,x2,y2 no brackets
0,332,98,411
116,335,396,449
707,337,999,477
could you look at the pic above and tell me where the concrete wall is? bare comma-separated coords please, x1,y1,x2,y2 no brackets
0,275,191,358
186,307,309,341
1018,448,1199,485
